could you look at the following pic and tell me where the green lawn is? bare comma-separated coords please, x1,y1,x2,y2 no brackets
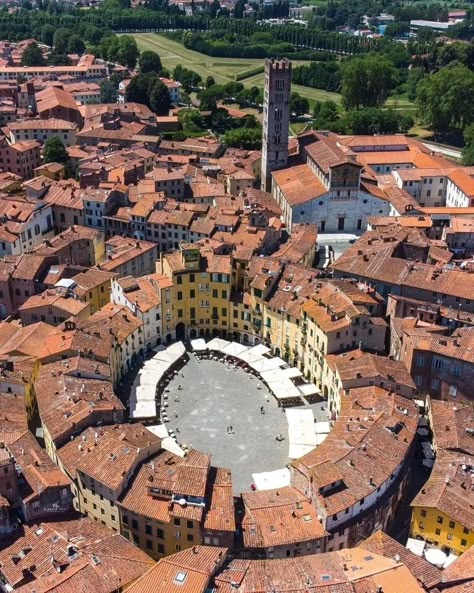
126,33,269,84
127,33,422,127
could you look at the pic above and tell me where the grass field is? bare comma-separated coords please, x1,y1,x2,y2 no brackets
127,33,339,105
127,33,424,131
128,33,269,84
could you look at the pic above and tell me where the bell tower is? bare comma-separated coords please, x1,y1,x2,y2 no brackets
260,58,291,192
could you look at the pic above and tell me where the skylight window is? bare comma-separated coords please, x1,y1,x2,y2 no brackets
174,571,187,584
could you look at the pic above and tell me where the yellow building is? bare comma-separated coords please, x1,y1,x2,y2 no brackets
410,399,474,557
71,268,117,313
118,449,235,560
56,424,162,533
410,505,474,557
0,355,40,420
158,243,232,341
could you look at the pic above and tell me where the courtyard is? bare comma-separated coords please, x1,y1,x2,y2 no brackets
162,354,327,493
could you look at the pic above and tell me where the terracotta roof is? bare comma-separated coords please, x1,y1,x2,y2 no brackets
358,530,441,589
0,517,152,593
272,163,326,206
291,387,418,517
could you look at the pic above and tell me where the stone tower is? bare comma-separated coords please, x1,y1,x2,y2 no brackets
261,58,291,192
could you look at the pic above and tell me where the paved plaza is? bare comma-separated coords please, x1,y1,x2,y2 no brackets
163,355,328,493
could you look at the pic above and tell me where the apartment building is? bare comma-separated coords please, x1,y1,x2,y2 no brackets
290,386,418,550
0,517,152,593
159,243,232,342
118,449,235,559
322,350,417,414
333,225,474,311
56,423,162,533
410,399,474,556
111,273,173,349
241,486,327,558
0,137,41,179
92,236,154,277
8,118,77,145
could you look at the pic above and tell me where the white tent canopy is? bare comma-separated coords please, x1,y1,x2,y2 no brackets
191,338,207,352
129,342,186,420
268,379,302,400
286,409,317,459
314,421,330,434
298,383,319,397
235,344,270,363
424,548,447,567
207,337,231,351
406,538,425,557
167,341,186,359
250,356,286,373
221,342,249,357
129,398,156,419
252,468,291,490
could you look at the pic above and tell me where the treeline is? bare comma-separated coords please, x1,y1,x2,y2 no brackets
292,61,341,92
176,30,334,60
209,18,381,55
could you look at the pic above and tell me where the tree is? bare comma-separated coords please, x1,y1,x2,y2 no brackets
100,78,118,103
84,26,103,45
313,100,338,129
178,108,203,132
234,0,245,18
407,67,425,102
40,24,55,46
116,36,139,69
205,76,216,88
67,35,86,55
224,126,262,149
290,92,309,116
462,124,474,165
126,73,156,105
416,62,474,135
150,80,171,115
43,135,69,165
138,50,162,74
21,42,45,67
53,28,71,54
340,54,397,110
198,85,224,111
223,81,244,99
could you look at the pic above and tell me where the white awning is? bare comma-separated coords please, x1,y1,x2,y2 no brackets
289,443,316,459
249,356,286,373
221,342,249,357
267,379,301,399
129,398,156,419
191,338,207,352
298,383,319,397
314,421,331,434
252,468,291,490
406,538,425,557
207,337,231,351
235,344,270,363
424,548,447,567
286,408,317,459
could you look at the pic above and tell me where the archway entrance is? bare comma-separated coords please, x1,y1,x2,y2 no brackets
175,322,186,341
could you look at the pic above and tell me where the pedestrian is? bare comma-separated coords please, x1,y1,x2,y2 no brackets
260,406,265,414
226,426,230,434
229,425,233,434
175,426,180,433
174,411,178,418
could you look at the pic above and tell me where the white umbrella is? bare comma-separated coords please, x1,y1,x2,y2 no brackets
207,337,231,352
191,338,207,352
424,548,447,567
